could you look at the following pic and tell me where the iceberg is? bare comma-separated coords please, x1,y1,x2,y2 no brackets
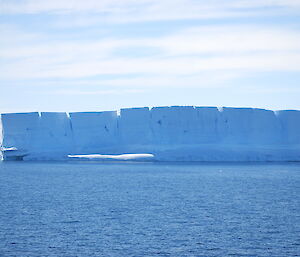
0,106,299,161
0,147,28,160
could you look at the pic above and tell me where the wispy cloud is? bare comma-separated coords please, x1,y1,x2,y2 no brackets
1,0,300,18
3,25,300,57
1,0,300,111
1,24,300,81
50,88,146,95
2,52,300,80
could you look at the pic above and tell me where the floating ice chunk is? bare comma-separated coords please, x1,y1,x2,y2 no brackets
68,153,154,161
1,147,17,151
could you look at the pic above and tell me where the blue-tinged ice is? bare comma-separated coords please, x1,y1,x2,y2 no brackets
119,107,151,145
276,110,300,144
0,106,299,161
69,111,118,153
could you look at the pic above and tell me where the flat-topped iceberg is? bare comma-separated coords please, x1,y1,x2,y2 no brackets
0,106,299,161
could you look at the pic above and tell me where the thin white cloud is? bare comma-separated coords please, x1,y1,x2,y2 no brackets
1,24,300,81
0,24,43,46
143,26,300,57
0,40,120,60
86,72,243,89
1,0,300,112
1,0,299,18
1,52,300,81
2,24,300,58
50,88,146,95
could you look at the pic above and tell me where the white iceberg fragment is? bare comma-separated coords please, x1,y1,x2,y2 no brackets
68,153,154,161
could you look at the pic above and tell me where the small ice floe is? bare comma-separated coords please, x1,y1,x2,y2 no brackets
1,147,18,151
68,153,154,161
1,147,28,160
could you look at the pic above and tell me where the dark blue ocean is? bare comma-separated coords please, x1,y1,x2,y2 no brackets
0,162,299,257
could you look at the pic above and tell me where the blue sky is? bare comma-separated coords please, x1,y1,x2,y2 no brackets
1,0,300,113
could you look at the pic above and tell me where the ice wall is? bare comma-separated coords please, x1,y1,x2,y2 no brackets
276,110,300,145
69,111,118,153
38,112,73,153
151,106,199,145
194,107,220,143
1,112,40,152
0,117,2,160
218,107,281,145
0,106,299,161
119,107,152,145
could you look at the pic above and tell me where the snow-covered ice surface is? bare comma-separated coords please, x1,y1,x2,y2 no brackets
0,106,299,161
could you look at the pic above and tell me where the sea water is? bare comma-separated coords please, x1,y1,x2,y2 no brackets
0,162,299,257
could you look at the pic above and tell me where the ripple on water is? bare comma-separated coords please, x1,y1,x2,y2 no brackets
0,162,299,256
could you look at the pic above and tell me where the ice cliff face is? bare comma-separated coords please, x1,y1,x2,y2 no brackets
1,106,299,161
